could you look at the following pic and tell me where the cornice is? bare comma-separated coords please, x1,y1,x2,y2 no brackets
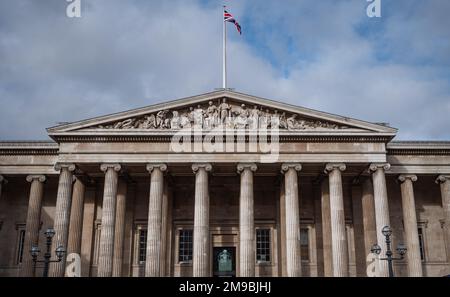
0,141,59,155
387,141,450,156
49,133,394,143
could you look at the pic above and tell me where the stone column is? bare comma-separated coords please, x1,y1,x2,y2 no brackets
436,175,450,264
321,179,333,277
398,175,422,277
50,163,76,277
145,163,167,277
160,181,170,277
80,185,96,277
97,164,121,277
112,179,127,277
368,163,391,277
192,163,212,277
325,163,348,277
20,175,46,277
279,182,287,276
237,163,257,277
350,182,366,276
361,178,377,266
281,163,302,277
67,177,86,257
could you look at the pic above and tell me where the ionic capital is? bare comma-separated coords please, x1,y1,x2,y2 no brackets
192,163,212,174
397,174,418,183
54,163,76,172
368,163,391,174
436,175,450,185
26,175,47,183
237,163,258,174
324,163,346,174
281,163,302,174
100,164,122,173
146,163,168,174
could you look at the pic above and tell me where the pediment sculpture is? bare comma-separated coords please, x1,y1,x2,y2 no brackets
96,99,348,131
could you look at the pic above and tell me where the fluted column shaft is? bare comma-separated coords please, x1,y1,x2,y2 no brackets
369,163,391,277
238,163,257,277
50,163,76,277
436,175,450,265
361,178,377,265
325,164,348,277
281,163,302,277
160,181,170,276
67,177,86,256
398,175,422,277
321,179,333,276
145,164,167,277
192,163,212,277
97,164,121,277
112,179,127,277
20,175,46,277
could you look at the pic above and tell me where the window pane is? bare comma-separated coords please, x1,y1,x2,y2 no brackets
16,229,26,264
418,228,425,261
139,229,147,263
300,228,309,261
256,229,271,262
178,229,193,263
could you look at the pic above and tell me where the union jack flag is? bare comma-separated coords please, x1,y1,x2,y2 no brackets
224,10,242,35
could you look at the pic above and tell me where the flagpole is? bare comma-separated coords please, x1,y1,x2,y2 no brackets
223,5,227,89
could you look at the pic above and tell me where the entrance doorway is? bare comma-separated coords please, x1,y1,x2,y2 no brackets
213,247,236,277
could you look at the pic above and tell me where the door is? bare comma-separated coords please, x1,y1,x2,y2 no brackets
213,247,236,277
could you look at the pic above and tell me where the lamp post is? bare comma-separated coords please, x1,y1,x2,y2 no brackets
30,228,66,277
370,226,407,277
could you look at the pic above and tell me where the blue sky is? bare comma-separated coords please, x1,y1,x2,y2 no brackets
0,0,449,140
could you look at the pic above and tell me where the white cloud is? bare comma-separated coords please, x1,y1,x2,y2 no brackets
0,0,449,140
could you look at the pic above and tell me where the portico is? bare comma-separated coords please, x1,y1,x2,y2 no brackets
0,90,449,277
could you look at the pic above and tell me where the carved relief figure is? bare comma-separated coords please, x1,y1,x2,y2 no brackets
156,110,167,129
219,98,231,125
249,105,260,130
187,107,195,127
271,110,280,129
258,107,267,129
141,114,156,129
179,114,191,129
194,105,204,128
279,112,287,129
170,111,181,130
206,101,219,129
235,104,248,129
287,114,298,130
114,118,136,129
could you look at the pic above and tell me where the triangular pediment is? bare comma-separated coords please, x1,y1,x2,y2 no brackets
47,90,397,137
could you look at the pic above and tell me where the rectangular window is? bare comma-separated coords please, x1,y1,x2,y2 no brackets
300,228,309,261
138,229,147,264
16,229,26,265
418,227,425,261
256,229,271,262
178,229,193,263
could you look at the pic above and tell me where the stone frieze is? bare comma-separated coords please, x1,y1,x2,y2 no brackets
96,99,348,131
